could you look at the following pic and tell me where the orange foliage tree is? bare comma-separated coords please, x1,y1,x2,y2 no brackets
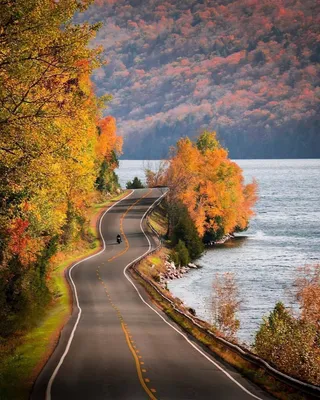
97,116,123,162
0,0,122,337
95,116,123,193
161,131,258,241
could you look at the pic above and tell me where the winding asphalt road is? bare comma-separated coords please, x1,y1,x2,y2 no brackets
32,188,272,400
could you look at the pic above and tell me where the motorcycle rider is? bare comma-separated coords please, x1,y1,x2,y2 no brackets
116,234,122,243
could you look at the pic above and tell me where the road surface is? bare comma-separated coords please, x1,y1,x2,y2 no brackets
32,188,272,400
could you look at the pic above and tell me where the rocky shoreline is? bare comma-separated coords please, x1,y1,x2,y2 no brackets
158,234,235,288
205,233,235,246
159,259,199,288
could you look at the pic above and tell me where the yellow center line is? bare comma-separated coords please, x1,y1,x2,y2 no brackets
121,322,157,400
95,189,158,399
107,189,152,262
96,273,158,399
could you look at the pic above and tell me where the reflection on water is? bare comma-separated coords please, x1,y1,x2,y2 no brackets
117,159,320,344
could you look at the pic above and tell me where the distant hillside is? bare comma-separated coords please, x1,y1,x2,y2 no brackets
78,0,320,159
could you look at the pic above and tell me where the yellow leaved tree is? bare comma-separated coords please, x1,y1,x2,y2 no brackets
162,131,257,241
0,0,122,336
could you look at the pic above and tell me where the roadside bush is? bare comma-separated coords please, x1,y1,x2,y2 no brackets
169,250,179,266
169,202,204,259
171,240,190,267
0,255,51,337
211,272,241,340
126,177,144,189
254,302,320,385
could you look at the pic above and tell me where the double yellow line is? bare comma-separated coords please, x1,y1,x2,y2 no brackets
98,189,158,399
107,189,152,262
121,322,157,400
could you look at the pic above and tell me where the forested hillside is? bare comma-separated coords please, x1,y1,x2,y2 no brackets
0,0,122,337
79,0,320,159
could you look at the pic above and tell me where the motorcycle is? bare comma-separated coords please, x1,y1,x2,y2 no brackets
116,236,122,244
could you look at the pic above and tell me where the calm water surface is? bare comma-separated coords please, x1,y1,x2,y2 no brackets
117,159,320,343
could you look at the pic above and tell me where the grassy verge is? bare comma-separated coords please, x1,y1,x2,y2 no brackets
147,202,168,237
134,204,313,400
0,191,129,400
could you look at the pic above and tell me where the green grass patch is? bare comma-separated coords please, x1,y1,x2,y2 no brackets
0,191,130,400
149,255,162,266
148,203,168,237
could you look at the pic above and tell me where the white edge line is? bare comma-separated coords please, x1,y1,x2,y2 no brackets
45,189,135,400
123,189,264,400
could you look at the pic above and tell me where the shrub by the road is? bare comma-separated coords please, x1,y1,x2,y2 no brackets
254,302,320,385
170,203,204,260
254,265,320,385
170,240,190,267
211,272,241,340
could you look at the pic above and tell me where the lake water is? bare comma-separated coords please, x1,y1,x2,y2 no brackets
117,159,320,344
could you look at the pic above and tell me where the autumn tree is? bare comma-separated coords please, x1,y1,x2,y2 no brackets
96,116,123,193
254,302,320,385
255,265,320,385
0,0,122,336
211,272,241,340
162,131,258,241
0,0,103,254
196,130,220,152
294,264,320,328
145,160,168,188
